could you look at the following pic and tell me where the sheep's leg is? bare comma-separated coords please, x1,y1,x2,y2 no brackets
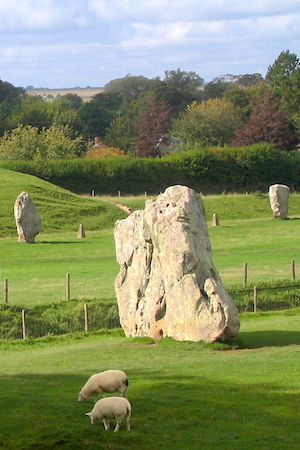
114,419,121,432
126,416,131,431
103,419,110,431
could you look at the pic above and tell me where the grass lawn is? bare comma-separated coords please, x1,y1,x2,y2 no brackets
0,231,119,306
0,310,299,449
0,169,300,449
2,217,300,306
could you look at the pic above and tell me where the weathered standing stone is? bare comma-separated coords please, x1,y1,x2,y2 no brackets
269,184,290,219
114,185,240,343
77,224,86,238
212,213,220,226
14,192,41,243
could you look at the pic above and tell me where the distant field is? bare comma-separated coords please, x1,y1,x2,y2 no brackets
26,87,104,102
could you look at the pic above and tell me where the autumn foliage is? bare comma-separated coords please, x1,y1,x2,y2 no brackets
232,90,297,151
84,145,126,158
135,96,172,157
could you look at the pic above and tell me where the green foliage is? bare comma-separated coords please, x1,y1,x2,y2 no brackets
266,50,300,115
171,98,243,147
0,124,86,160
9,94,53,130
79,93,121,139
104,114,137,153
1,143,300,194
163,68,204,90
104,74,151,111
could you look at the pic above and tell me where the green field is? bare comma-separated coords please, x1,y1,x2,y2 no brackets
0,168,300,449
0,312,299,450
1,168,300,305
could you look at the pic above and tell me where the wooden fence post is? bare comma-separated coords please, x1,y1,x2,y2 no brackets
243,263,248,287
84,303,89,332
291,259,296,281
66,273,71,300
4,278,8,304
253,286,258,313
22,309,27,339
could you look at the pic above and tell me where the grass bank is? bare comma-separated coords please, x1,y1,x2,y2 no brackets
0,168,126,237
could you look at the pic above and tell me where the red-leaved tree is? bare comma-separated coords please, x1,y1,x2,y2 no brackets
135,95,172,157
231,90,297,151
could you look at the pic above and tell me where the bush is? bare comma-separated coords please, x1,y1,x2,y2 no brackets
0,144,299,195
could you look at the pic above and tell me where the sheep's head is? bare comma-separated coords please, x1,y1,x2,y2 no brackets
78,391,85,402
86,412,98,425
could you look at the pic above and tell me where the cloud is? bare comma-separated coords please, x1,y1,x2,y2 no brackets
0,0,299,87
121,22,193,49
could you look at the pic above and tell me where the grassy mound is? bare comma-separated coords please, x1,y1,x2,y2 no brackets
0,168,127,237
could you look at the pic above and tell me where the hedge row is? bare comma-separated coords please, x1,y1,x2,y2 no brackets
1,144,299,195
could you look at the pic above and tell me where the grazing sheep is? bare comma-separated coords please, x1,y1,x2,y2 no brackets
86,397,131,432
78,370,129,402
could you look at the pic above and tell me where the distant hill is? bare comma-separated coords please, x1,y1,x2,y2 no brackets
26,87,104,102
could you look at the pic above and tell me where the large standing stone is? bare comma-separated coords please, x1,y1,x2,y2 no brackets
14,191,41,243
114,185,240,343
269,184,290,219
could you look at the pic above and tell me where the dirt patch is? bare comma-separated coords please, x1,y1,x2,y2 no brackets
116,203,132,214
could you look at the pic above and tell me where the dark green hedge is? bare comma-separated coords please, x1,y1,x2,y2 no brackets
1,144,299,195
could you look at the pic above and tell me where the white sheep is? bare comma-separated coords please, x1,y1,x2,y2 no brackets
78,370,129,402
86,396,131,432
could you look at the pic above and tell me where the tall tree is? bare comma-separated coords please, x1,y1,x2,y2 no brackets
232,90,297,151
104,75,151,112
9,95,52,130
172,98,243,148
147,78,203,116
163,69,204,91
266,50,300,115
135,96,172,157
0,79,26,135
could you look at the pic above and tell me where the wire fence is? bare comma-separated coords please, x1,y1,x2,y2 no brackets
1,262,300,340
0,302,120,340
228,282,300,313
1,282,300,340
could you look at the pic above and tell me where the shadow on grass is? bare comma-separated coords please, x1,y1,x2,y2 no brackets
237,330,300,349
38,241,90,244
0,371,299,449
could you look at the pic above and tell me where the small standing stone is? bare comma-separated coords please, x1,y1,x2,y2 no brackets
77,224,86,238
212,213,220,226
14,192,41,243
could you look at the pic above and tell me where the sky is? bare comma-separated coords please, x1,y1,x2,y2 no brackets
0,0,299,89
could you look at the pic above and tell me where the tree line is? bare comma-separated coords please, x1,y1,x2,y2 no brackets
0,50,299,161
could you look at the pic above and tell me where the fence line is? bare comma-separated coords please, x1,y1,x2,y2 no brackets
229,282,300,313
1,283,299,340
2,261,298,305
1,263,300,340
0,302,120,340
